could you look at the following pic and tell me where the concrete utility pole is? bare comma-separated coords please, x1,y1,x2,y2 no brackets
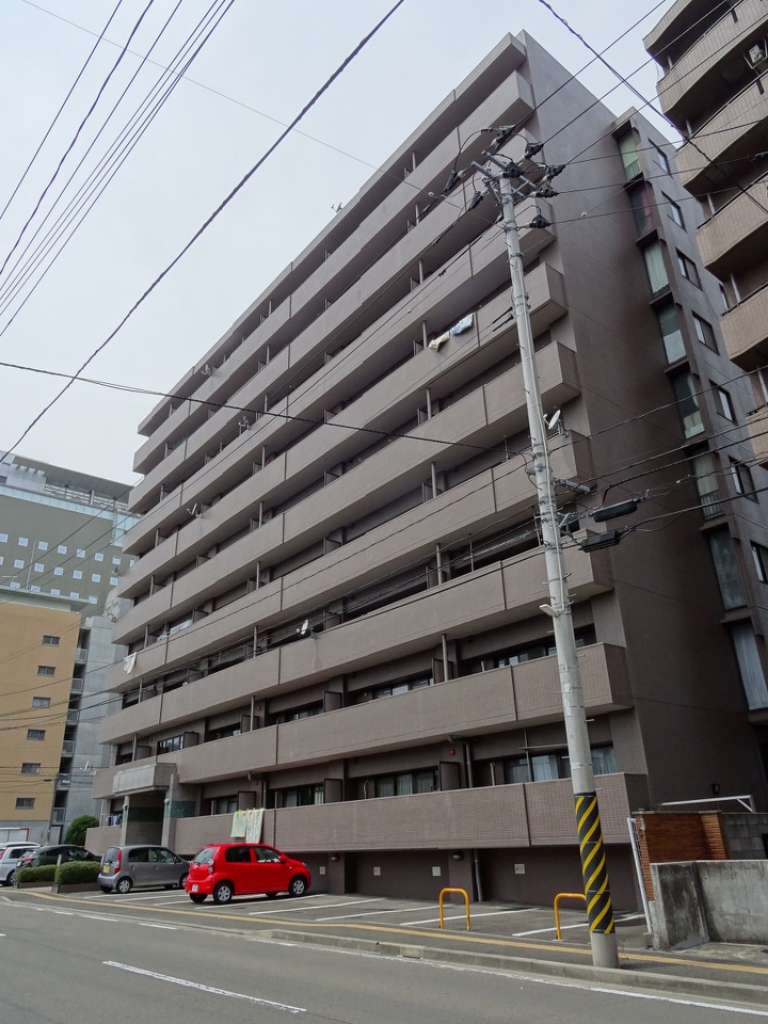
496,169,619,970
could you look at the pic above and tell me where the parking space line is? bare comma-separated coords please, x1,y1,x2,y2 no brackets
247,898,388,917
138,923,178,930
402,908,536,926
315,905,435,922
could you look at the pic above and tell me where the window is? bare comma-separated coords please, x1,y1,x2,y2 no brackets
77,549,86,558
628,184,654,235
0,533,7,542
731,460,756,499
730,623,768,709
157,735,184,753
15,797,35,810
21,763,40,774
57,545,67,554
751,543,768,583
719,283,730,311
92,573,101,583
13,559,23,569
42,635,60,646
31,696,50,708
677,251,700,286
656,304,685,362
38,540,47,551
212,795,238,815
53,567,63,576
9,581,20,590
664,195,683,227
504,745,616,784
150,848,176,864
18,537,28,547
371,675,434,700
283,784,324,807
708,529,746,609
591,745,618,775
0,556,3,565
69,592,79,600
30,585,40,593
109,577,119,586
643,241,669,296
374,769,437,798
112,556,121,566
130,559,136,568
34,563,44,572
73,570,82,580
691,453,722,518
27,729,46,740
37,665,55,676
225,845,253,863
50,589,60,596
692,313,716,350
95,552,104,562
716,387,735,421
618,132,641,179
672,373,705,438
88,596,98,604
654,145,670,173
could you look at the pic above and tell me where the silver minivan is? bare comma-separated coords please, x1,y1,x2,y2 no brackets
98,845,188,893
0,843,38,887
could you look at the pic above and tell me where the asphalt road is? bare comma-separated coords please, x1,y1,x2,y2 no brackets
2,896,767,1024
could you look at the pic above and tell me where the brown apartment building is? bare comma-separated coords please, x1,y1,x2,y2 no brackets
91,32,768,907
645,0,768,459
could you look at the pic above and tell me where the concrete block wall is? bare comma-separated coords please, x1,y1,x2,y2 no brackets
722,813,768,859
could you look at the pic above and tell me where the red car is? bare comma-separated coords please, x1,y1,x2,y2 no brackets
185,843,310,904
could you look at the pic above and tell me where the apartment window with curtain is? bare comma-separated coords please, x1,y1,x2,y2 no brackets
691,452,722,518
730,623,768,709
628,183,654,235
751,542,768,583
731,460,756,500
692,313,717,350
643,242,669,296
672,373,705,438
618,132,641,179
374,769,437,798
677,251,701,287
708,529,746,609
656,304,685,362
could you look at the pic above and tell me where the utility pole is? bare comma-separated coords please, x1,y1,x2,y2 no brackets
478,152,619,969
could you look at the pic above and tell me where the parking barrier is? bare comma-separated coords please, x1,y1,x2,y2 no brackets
553,891,587,940
438,887,471,931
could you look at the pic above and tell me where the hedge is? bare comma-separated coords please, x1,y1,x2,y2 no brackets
55,860,101,885
16,865,56,884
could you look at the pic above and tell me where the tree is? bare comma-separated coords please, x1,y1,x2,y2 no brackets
64,815,99,847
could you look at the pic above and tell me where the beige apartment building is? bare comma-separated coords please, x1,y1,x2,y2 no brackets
91,32,768,907
0,592,80,843
645,0,768,460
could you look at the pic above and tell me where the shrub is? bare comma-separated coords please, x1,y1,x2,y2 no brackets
55,860,101,885
16,865,56,885
64,815,99,847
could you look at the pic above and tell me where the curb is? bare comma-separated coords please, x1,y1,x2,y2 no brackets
265,927,768,1010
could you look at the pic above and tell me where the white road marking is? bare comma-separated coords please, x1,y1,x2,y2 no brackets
104,962,305,1014
514,921,589,937
138,923,178,930
50,911,74,916
315,905,435,922
248,898,389,918
81,914,120,923
402,908,536,926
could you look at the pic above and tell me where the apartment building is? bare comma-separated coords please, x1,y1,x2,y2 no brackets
645,0,768,461
0,453,133,836
0,591,80,844
92,32,768,907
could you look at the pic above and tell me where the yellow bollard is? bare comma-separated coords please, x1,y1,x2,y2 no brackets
553,892,587,940
438,887,471,931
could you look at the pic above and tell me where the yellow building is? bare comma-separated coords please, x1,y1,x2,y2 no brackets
0,590,80,843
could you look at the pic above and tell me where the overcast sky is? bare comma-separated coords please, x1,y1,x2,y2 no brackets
0,0,678,486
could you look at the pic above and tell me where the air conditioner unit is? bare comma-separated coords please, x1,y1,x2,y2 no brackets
745,40,767,69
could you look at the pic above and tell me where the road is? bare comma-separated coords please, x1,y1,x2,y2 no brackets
1,895,766,1023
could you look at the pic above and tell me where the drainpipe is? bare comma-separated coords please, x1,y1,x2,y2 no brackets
464,741,483,902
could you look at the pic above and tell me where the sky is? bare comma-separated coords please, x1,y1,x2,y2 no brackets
0,0,679,486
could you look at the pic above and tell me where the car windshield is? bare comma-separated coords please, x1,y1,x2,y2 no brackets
193,848,215,865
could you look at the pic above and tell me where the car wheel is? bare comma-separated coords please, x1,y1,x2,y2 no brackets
116,876,133,894
213,881,233,905
288,876,307,897
6,870,15,887
189,893,206,904
178,872,188,890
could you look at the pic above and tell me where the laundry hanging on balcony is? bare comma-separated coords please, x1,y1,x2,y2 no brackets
230,807,264,843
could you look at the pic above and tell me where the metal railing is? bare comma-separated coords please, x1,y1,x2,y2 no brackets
553,892,587,940
438,888,471,931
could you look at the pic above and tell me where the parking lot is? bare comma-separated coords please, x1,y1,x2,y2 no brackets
70,887,647,947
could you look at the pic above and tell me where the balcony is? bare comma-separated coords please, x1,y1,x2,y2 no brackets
720,282,768,369
696,175,768,280
61,740,75,757
654,0,768,129
746,405,768,468
85,824,122,856
171,773,648,856
50,808,66,825
675,73,768,195
92,757,176,800
644,0,722,60
74,648,88,665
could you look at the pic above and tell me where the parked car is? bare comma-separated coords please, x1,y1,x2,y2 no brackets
98,845,189,894
0,843,38,886
17,845,98,870
185,843,310,904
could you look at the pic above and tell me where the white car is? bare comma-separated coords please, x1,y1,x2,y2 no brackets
0,843,39,886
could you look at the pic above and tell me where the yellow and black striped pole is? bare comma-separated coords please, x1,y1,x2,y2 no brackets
576,791,615,938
